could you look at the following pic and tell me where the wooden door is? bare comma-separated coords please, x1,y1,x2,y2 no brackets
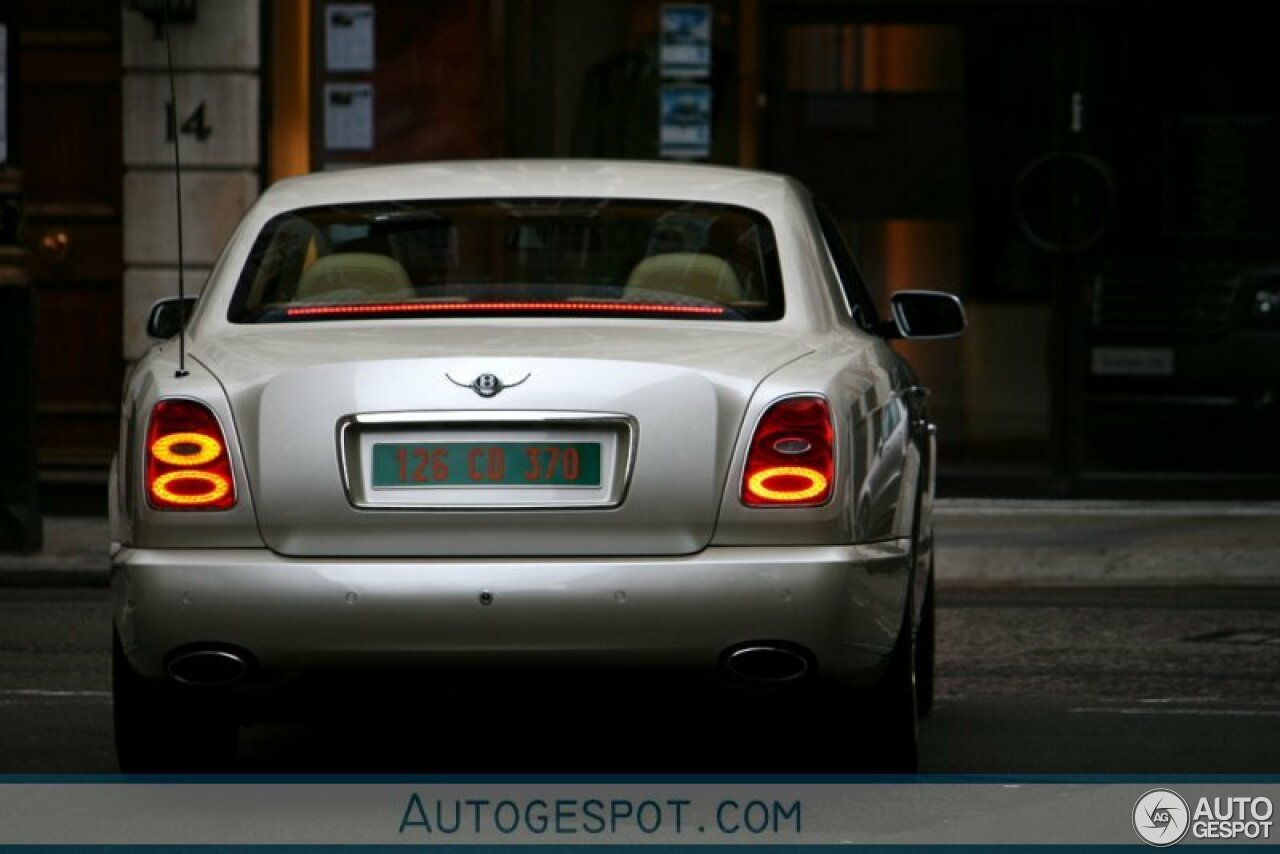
17,1,123,469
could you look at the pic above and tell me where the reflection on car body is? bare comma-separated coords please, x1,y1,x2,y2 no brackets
111,160,965,772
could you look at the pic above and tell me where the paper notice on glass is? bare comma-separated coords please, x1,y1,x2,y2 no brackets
324,82,374,151
326,3,375,71
660,84,711,159
660,4,712,78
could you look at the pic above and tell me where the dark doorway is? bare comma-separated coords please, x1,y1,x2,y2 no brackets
763,3,1280,497
1065,10,1280,491
18,1,123,472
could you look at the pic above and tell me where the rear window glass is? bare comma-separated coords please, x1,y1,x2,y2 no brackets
228,198,784,322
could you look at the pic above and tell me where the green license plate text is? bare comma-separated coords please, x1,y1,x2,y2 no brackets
372,441,601,488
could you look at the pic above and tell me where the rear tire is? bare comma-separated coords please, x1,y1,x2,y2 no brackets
113,631,239,773
915,568,936,718
857,511,929,770
815,615,920,773
862,622,920,772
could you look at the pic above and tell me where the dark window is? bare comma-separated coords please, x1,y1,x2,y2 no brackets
229,198,784,323
815,203,880,331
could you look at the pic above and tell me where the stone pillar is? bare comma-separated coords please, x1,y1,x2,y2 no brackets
121,0,261,360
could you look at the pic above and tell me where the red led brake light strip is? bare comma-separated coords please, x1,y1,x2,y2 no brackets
284,301,726,318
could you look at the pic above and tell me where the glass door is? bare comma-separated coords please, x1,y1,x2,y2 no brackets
766,4,1280,496
764,7,1058,494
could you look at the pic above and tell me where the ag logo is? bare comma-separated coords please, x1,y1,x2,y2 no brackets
446,372,530,399
1134,789,1190,847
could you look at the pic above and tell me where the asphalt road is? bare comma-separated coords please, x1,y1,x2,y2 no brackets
1,586,1278,774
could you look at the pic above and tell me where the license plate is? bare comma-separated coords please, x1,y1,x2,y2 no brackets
371,441,601,488
1090,347,1175,377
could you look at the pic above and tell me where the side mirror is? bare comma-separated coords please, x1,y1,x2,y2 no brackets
884,290,966,339
146,297,197,340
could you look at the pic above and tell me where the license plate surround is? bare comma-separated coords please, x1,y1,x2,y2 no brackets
338,411,635,510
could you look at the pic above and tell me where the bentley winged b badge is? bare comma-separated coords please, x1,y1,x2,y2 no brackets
446,372,531,398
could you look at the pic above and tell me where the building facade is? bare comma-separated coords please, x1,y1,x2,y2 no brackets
9,0,1280,503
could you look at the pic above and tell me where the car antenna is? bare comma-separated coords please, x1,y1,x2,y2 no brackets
163,0,190,379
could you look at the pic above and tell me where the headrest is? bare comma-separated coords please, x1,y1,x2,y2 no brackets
295,252,413,302
625,253,745,304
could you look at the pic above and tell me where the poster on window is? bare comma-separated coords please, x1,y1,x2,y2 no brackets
324,82,374,151
325,3,375,72
660,4,712,78
659,84,711,159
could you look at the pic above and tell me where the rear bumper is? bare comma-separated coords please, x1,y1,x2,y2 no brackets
112,542,912,687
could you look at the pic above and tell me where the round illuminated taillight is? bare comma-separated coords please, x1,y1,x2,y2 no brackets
742,396,834,507
145,399,237,511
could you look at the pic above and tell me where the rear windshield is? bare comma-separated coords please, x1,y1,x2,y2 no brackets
228,198,784,322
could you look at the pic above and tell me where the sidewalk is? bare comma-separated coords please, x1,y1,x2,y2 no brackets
933,499,1280,587
1,500,1279,588
0,516,112,588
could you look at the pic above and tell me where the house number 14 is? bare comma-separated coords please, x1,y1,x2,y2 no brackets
165,101,212,142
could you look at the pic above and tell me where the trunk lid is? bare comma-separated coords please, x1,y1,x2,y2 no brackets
198,322,810,556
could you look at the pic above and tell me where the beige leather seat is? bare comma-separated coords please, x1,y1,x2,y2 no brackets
294,252,413,302
625,253,745,304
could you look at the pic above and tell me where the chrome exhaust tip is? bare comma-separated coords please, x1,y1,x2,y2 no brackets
724,645,811,683
167,649,249,687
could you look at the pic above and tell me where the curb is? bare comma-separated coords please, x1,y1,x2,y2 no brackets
0,515,112,589
933,500,1280,588
0,566,109,589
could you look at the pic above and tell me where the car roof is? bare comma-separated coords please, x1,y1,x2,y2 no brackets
257,159,807,215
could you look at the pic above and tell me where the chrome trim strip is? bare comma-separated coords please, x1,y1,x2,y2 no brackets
724,645,811,683
166,649,248,687
336,410,638,511
841,640,895,655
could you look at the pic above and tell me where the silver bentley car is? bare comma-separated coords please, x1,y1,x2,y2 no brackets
110,160,965,772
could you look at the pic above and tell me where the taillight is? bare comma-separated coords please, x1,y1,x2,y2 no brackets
145,399,236,510
742,395,834,507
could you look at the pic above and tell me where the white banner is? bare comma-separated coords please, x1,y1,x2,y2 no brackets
0,780,1277,846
